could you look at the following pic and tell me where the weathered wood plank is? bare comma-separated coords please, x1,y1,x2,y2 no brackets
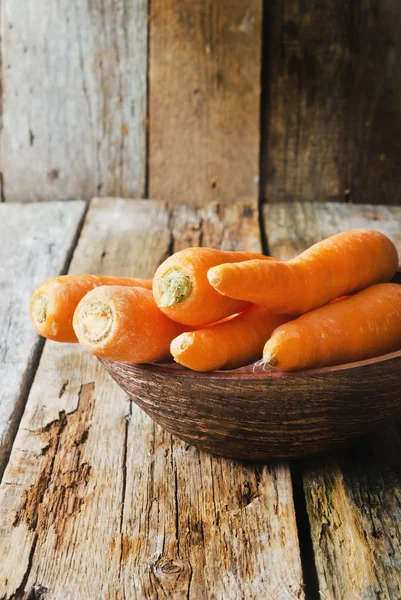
0,0,147,202
263,1,401,205
264,202,401,260
0,198,304,600
304,432,401,600
347,1,401,205
149,0,262,204
0,200,86,479
262,1,351,203
264,201,401,599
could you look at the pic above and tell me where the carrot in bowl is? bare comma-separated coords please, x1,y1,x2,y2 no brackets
262,283,401,372
73,286,186,363
31,275,152,343
171,305,289,372
153,247,272,326
207,229,399,315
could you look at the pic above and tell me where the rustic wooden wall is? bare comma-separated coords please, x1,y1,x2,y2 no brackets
0,0,148,202
262,0,401,205
0,0,400,204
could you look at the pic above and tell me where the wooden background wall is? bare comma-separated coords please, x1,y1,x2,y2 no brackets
1,0,400,205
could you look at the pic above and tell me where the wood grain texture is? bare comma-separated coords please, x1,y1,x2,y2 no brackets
0,200,85,478
0,199,304,600
264,201,401,599
149,0,262,204
305,432,401,600
348,0,401,205
0,0,147,202
263,1,401,205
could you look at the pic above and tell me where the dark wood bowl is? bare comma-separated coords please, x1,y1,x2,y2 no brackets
100,271,401,460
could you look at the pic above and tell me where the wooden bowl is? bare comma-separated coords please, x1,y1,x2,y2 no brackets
100,271,401,460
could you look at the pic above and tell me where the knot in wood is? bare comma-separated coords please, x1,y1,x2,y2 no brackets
156,558,183,575
151,557,191,577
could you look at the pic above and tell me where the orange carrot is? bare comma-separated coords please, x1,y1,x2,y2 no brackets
262,283,401,371
171,305,289,372
208,230,399,315
31,275,152,343
153,247,272,326
73,286,186,363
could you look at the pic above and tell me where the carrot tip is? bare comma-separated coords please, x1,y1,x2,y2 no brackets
262,353,278,368
158,269,192,308
253,359,265,372
207,268,227,296
206,268,219,287
32,295,48,325
77,301,113,344
170,333,191,355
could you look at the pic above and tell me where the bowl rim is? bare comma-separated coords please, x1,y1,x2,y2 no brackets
102,347,401,380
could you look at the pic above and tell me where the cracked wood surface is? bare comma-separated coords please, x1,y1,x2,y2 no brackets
264,201,401,600
0,201,86,479
0,198,304,600
0,0,147,202
149,0,262,205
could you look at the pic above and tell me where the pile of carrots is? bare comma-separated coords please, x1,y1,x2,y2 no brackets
30,229,401,372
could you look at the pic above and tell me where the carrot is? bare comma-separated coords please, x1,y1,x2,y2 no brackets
208,229,399,315
153,247,272,326
171,305,289,372
262,283,401,371
73,286,186,363
31,275,152,343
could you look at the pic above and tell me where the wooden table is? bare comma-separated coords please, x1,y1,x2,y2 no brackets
1,198,401,600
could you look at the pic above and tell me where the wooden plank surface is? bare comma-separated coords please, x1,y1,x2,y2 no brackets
0,0,147,202
263,1,401,205
347,1,401,205
0,198,304,600
0,201,86,479
262,1,350,204
149,0,262,205
264,201,401,599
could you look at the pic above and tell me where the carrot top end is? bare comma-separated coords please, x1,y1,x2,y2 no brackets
32,295,49,325
77,301,113,344
158,269,192,308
